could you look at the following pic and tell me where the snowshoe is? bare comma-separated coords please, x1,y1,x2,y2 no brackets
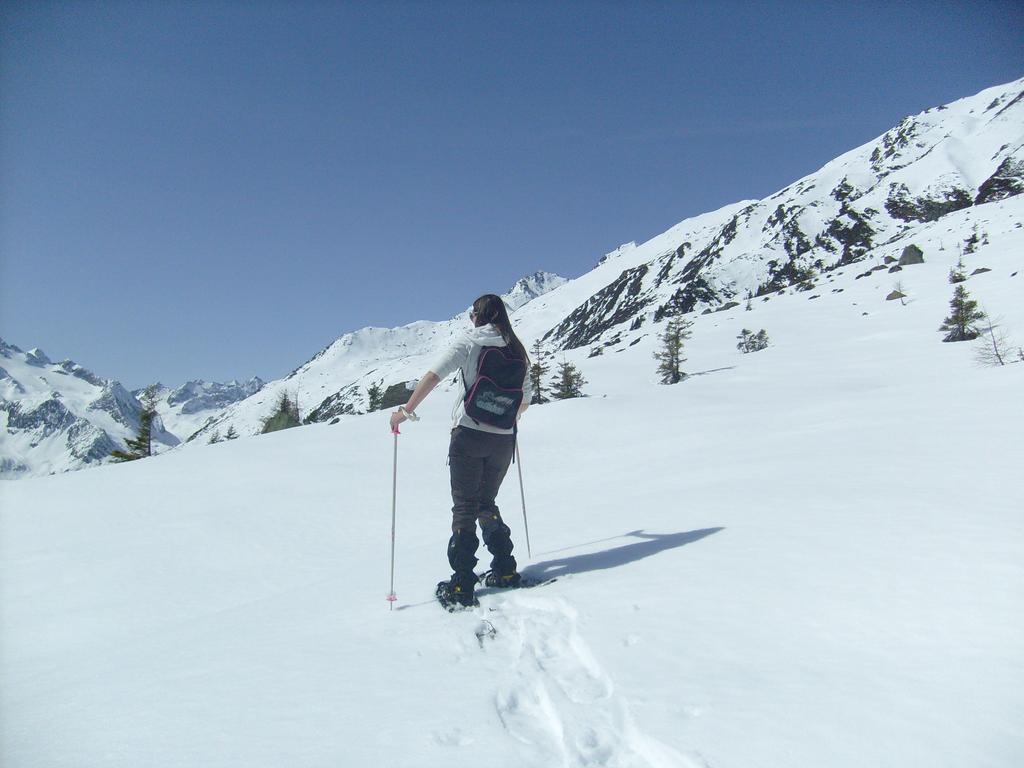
435,579,479,611
482,571,522,588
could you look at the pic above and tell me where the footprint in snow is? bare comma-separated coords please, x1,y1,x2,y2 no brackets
485,593,702,768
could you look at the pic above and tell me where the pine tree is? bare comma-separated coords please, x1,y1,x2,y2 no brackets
528,340,550,404
737,328,770,353
653,316,693,384
551,359,586,400
939,284,985,342
948,256,967,284
366,381,384,412
963,226,980,254
260,391,302,434
207,429,222,444
224,425,239,440
111,385,158,462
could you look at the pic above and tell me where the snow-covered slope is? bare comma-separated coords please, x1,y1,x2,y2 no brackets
187,77,1023,445
1,209,1021,766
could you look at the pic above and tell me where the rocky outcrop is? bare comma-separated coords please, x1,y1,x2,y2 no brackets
975,157,1024,205
544,265,652,349
885,182,973,222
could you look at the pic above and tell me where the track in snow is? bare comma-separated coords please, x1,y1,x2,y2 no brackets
473,593,704,768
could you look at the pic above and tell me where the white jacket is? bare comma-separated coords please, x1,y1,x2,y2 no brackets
428,325,533,434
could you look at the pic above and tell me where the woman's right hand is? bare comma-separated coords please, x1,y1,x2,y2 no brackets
389,408,407,433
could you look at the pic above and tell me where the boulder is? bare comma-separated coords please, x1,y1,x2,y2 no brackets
898,244,925,265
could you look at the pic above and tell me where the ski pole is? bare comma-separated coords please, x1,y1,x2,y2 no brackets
387,425,399,609
515,441,532,559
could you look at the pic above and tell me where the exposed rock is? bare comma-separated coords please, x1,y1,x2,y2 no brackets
88,382,140,427
6,397,77,438
888,265,903,273
898,245,925,265
381,382,415,410
0,339,24,358
544,264,652,349
975,157,1024,205
822,202,876,266
56,360,106,387
885,182,973,222
0,366,26,395
886,290,907,301
25,348,52,367
305,383,361,422
66,421,120,463
970,267,992,275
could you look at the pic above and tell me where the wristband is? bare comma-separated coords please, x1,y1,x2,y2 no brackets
399,406,419,422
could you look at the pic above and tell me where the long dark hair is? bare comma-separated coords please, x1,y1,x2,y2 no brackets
472,294,529,363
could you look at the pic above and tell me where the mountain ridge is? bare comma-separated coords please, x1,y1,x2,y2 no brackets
3,77,1022,474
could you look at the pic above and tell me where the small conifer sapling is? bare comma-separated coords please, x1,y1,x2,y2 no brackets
737,328,770,353
939,284,985,342
366,381,384,412
528,340,550,404
653,316,693,384
551,359,587,400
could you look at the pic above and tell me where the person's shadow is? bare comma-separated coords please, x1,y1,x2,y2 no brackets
522,528,723,581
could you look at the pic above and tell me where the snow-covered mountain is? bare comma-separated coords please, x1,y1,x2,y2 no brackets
0,341,180,478
141,378,266,442
188,271,568,440
537,78,1024,351
5,77,1022,471
0,343,263,479
187,77,1023,444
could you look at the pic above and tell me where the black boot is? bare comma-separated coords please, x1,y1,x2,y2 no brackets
481,518,519,585
437,530,479,609
435,574,479,609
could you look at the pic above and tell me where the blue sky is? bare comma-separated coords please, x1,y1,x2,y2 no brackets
2,0,1022,389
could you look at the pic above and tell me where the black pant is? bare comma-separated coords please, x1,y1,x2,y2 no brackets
447,426,517,579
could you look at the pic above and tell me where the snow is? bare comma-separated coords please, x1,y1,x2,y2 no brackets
2,205,1022,767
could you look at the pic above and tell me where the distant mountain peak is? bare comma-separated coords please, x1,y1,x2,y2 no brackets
25,348,52,366
502,271,569,311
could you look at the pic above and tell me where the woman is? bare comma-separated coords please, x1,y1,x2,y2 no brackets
390,294,533,609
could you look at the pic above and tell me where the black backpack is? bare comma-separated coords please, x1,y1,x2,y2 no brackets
462,346,526,430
